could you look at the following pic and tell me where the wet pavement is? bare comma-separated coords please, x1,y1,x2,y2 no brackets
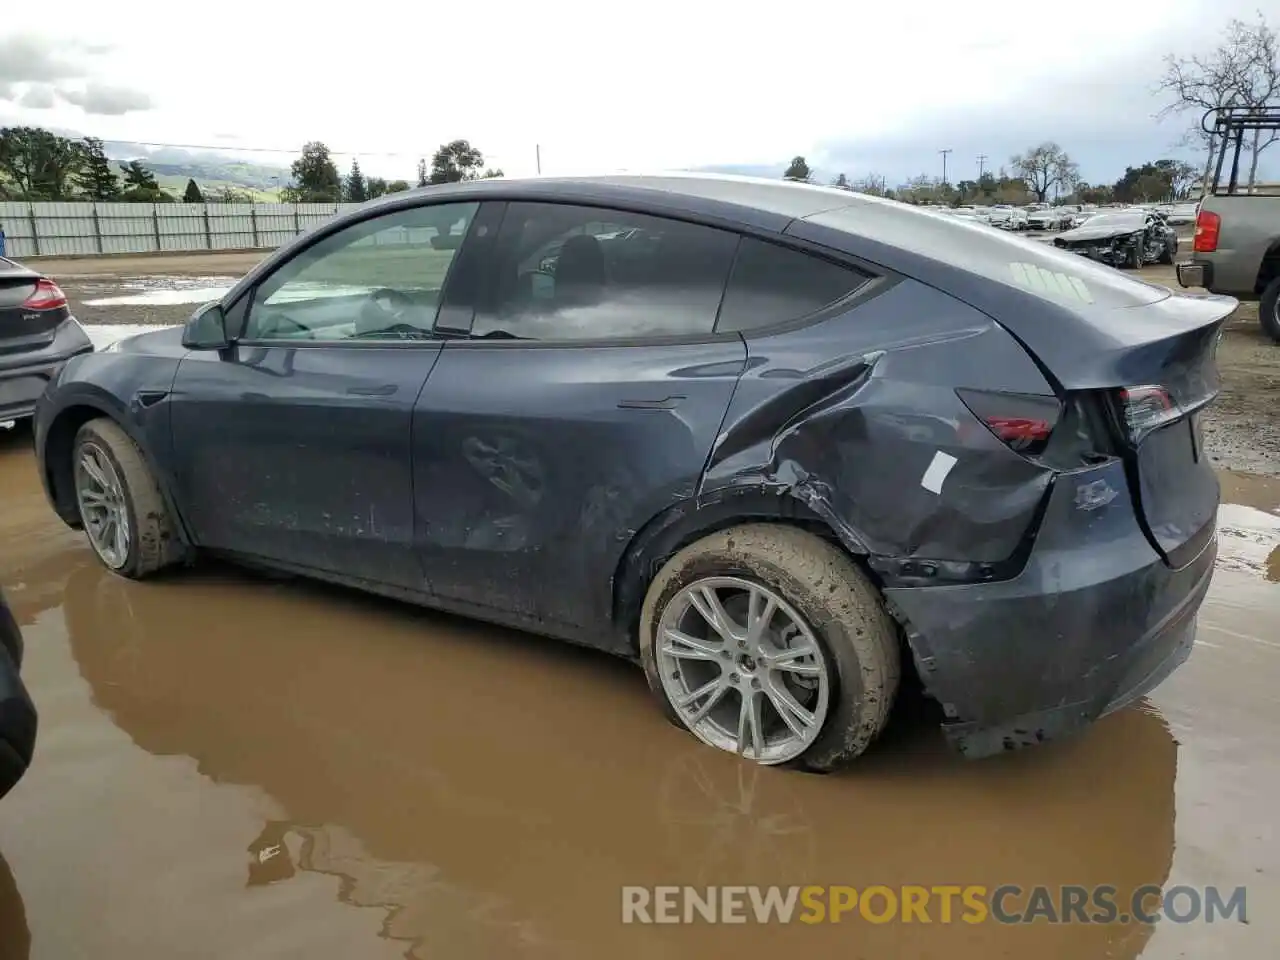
0,422,1277,959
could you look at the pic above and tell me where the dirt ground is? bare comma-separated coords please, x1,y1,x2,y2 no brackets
33,248,1280,477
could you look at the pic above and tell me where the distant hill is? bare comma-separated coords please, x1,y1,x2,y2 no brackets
105,140,292,198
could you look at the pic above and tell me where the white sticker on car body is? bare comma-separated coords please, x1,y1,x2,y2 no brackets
920,451,958,495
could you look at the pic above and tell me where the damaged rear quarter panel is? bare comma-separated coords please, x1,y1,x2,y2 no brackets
701,279,1057,565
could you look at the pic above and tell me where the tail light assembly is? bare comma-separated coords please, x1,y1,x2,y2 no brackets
956,389,1060,455
1192,210,1220,253
1116,385,1180,445
21,278,68,311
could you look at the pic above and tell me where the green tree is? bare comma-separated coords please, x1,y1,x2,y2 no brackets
344,159,368,202
481,168,504,178
428,139,485,184
0,126,83,199
287,141,341,202
117,159,173,201
783,156,812,181
366,176,388,199
1009,142,1078,202
183,178,204,203
416,159,428,188
387,179,411,193
119,159,159,191
74,137,121,200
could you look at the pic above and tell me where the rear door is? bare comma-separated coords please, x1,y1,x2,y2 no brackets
169,200,481,589
411,201,747,638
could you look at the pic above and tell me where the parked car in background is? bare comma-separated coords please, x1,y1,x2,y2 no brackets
1026,209,1068,231
1166,202,1200,226
1178,106,1280,342
0,588,36,799
1053,210,1178,268
1,257,94,424
35,174,1230,770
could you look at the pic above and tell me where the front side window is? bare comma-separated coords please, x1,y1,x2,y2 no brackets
472,203,739,341
244,201,479,342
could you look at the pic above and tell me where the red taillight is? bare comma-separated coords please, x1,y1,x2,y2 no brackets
20,278,68,311
1118,385,1179,444
956,389,1062,455
1192,210,1220,253
985,416,1054,449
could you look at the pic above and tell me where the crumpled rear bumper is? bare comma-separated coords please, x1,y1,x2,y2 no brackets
884,460,1215,759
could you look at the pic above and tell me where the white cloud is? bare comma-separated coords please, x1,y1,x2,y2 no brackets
56,83,153,115
15,83,56,109
0,0,1269,181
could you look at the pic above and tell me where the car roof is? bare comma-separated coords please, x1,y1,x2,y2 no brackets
373,172,869,226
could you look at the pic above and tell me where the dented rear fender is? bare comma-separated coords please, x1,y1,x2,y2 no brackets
699,279,1065,577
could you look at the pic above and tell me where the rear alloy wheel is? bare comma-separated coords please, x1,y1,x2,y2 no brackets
72,418,181,579
639,524,901,772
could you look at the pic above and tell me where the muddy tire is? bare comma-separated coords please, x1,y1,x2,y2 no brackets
1158,239,1175,265
639,524,901,773
1260,276,1280,344
72,418,182,580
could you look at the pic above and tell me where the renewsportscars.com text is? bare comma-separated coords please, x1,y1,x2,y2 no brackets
621,885,1248,925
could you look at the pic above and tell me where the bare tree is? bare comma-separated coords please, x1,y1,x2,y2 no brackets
1158,15,1280,195
1009,143,1078,203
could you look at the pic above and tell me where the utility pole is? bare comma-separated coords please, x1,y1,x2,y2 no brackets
535,144,542,175
939,148,953,186
977,154,988,179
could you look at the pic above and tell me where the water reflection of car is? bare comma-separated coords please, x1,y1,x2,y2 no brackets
34,174,1232,771
0,588,36,800
0,257,93,423
65,563,1178,960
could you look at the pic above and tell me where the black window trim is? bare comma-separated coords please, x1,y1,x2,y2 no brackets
231,198,485,349
223,194,902,351
437,198,900,350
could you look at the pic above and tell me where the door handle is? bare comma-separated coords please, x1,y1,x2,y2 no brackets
346,385,397,397
617,395,685,410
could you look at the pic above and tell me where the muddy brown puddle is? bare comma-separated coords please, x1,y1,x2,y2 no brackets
0,425,1276,959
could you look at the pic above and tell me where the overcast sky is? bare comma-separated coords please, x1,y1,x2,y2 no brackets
1,0,1275,185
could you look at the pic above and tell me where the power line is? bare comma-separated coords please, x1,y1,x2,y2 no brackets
977,154,988,178
938,148,952,186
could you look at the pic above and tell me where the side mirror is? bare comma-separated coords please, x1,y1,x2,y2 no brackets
182,301,231,350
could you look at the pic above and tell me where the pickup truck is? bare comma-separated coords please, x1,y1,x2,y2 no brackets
1176,107,1280,343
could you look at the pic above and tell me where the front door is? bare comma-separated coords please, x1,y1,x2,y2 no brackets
412,201,747,640
169,200,481,590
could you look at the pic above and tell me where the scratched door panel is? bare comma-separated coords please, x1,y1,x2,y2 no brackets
170,344,441,589
411,340,746,638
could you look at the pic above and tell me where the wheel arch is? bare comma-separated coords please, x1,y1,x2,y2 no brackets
43,399,195,551
1254,237,1280,294
610,488,873,655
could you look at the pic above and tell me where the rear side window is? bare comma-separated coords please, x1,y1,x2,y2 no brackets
715,238,869,333
475,202,739,341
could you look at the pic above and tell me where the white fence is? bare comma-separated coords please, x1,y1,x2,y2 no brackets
0,201,367,259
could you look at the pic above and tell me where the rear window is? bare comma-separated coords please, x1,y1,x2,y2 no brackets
715,238,869,333
805,197,1171,310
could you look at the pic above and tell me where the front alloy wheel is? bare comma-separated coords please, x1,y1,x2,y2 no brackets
75,441,131,569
